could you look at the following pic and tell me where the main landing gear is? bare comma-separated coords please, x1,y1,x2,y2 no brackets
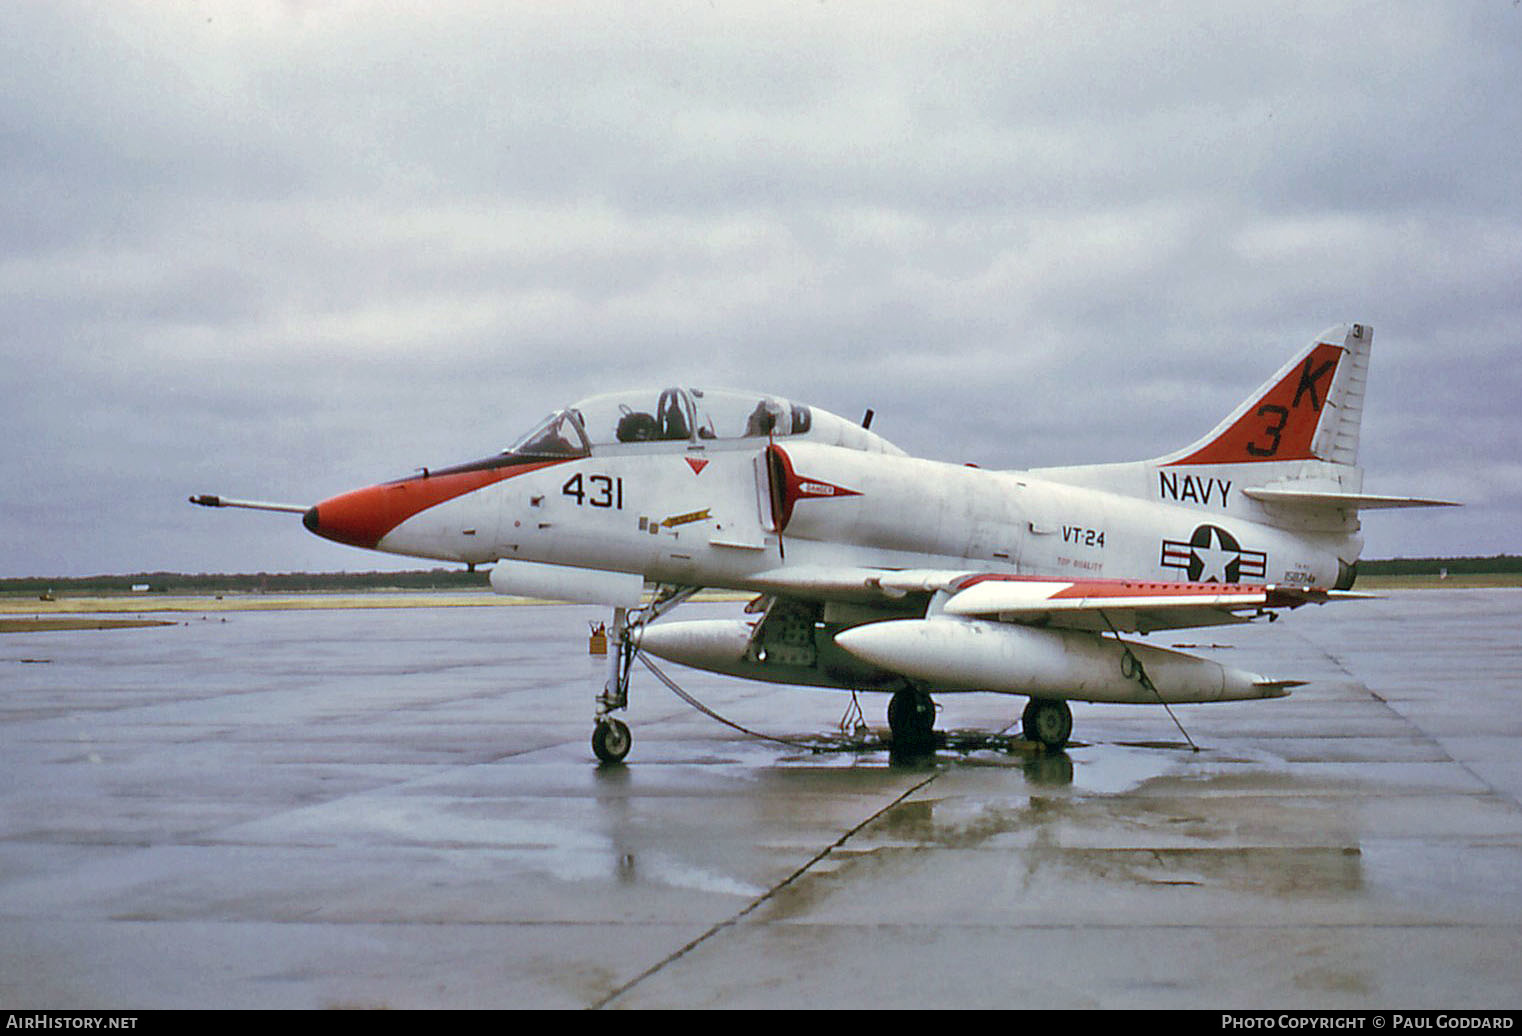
887,687,937,755
886,689,1072,754
1021,697,1072,750
592,586,698,765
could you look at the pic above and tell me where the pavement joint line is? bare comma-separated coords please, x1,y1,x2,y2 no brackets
589,768,942,1010
1288,626,1522,818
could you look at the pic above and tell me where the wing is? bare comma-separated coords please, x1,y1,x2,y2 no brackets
738,566,1365,633
937,574,1368,633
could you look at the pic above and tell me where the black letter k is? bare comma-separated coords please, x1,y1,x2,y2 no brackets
1293,356,1336,410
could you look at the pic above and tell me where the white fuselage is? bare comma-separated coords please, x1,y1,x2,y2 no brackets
375,439,1350,593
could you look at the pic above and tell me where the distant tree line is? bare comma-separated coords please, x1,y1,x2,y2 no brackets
1357,555,1522,575
3,556,1519,594
1,569,492,595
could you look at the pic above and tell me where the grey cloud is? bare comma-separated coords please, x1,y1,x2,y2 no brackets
3,1,1518,574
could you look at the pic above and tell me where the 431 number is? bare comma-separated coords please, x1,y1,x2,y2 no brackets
562,473,624,509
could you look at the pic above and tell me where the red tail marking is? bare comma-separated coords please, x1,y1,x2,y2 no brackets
1168,343,1342,465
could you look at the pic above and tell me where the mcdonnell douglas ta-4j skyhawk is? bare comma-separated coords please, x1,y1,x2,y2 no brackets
194,324,1453,762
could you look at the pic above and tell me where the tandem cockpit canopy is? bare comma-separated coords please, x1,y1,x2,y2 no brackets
505,387,835,459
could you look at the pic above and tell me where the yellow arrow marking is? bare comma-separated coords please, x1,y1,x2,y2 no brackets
661,509,712,528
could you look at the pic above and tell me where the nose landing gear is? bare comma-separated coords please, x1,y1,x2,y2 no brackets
592,716,632,764
590,587,699,765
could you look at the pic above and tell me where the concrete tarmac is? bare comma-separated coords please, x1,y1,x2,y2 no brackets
1,590,1519,1009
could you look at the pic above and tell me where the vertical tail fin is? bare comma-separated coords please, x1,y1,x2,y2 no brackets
1159,323,1370,467
1034,322,1453,515
1032,322,1455,591
1033,324,1389,528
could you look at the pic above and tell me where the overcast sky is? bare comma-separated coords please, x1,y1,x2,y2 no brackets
3,1,1518,577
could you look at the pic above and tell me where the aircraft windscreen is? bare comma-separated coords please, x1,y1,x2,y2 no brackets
504,410,590,458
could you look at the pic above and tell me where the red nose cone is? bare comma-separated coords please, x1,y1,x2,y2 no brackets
303,483,402,549
303,460,569,552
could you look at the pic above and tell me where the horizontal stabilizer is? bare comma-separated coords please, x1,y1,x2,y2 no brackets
1242,487,1461,510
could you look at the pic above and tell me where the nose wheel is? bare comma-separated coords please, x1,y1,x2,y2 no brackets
592,717,632,764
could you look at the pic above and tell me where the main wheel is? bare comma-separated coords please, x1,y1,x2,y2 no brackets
1021,698,1072,750
887,688,937,753
592,717,632,764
